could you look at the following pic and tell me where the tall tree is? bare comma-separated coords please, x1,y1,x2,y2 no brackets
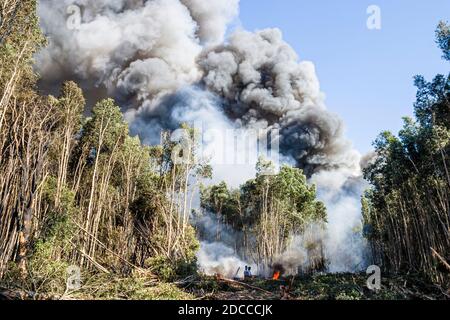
201,159,326,269
363,22,450,287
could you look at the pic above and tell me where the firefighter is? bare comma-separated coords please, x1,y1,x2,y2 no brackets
244,266,249,279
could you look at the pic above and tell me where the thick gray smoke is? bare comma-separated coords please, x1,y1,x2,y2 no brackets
37,0,204,100
36,0,367,274
199,29,360,175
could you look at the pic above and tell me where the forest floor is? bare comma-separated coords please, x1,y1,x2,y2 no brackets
1,272,448,300
186,273,449,300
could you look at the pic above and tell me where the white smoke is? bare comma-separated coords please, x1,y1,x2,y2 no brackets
311,168,369,272
197,242,255,279
180,0,239,44
35,0,368,274
273,224,326,276
37,0,203,96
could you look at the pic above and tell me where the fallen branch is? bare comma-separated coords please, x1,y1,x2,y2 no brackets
68,240,110,274
174,275,197,286
431,248,450,272
0,287,51,300
71,219,148,273
217,276,273,295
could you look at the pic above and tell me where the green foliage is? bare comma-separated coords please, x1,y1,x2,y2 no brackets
188,272,445,300
2,177,78,295
146,256,178,282
0,1,205,299
0,1,46,110
40,177,77,242
202,162,326,232
2,241,70,297
66,272,194,300
146,253,198,283
55,81,85,129
82,99,129,153
201,159,326,266
181,225,201,263
27,241,70,294
1,4,447,299
272,166,327,224
436,21,450,61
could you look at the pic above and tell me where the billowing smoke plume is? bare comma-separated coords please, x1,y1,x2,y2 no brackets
179,0,239,44
199,29,360,175
36,0,367,273
37,0,203,100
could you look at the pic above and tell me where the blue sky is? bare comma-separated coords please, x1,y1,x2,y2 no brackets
238,0,449,154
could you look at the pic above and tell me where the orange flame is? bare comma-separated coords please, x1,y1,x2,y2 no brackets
272,271,280,280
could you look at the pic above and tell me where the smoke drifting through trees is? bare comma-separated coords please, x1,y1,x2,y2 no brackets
35,0,366,273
